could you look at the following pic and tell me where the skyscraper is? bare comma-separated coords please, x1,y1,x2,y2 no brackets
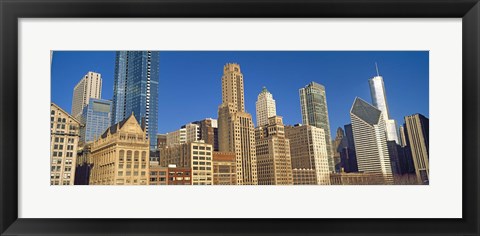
255,86,277,127
79,98,112,145
51,103,81,185
350,97,393,184
255,116,293,185
338,124,358,173
111,51,159,149
71,71,102,119
218,63,258,185
285,124,331,185
192,118,219,151
404,113,429,184
299,82,334,172
368,64,399,143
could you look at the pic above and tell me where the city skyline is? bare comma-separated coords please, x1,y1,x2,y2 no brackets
51,51,429,139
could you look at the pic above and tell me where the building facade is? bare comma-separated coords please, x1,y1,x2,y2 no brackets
111,51,159,149
212,152,236,185
368,67,399,143
218,63,258,185
166,123,200,147
404,113,429,184
149,163,192,185
193,118,219,151
330,172,386,185
79,98,112,145
50,103,81,185
89,114,150,185
71,71,102,119
255,116,293,185
337,124,358,173
285,124,331,185
299,82,334,172
350,97,393,184
160,141,214,185
292,168,318,185
255,86,277,127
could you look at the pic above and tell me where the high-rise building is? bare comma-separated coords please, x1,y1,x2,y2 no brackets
74,143,93,185
285,124,331,185
160,141,214,185
89,114,150,185
399,125,407,147
71,71,102,119
338,124,358,173
218,63,258,185
166,123,200,147
332,127,345,172
350,97,393,184
193,118,219,151
404,113,429,184
111,51,159,149
212,152,236,185
299,82,334,172
79,98,112,145
50,103,81,185
255,86,277,127
255,116,293,185
368,65,399,143
156,134,167,149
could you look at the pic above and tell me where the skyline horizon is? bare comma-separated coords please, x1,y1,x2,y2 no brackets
51,51,429,139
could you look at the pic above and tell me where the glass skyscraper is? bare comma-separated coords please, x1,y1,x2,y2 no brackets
299,82,334,172
111,51,159,149
368,66,399,143
80,98,112,144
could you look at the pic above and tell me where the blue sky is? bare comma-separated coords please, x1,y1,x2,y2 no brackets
51,51,429,139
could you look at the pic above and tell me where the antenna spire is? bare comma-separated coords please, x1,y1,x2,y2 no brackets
375,62,380,76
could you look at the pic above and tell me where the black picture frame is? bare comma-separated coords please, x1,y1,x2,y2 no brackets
1,0,479,235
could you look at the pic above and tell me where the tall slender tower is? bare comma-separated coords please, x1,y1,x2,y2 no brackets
299,82,334,172
255,86,277,127
350,97,393,184
71,71,102,119
218,63,258,185
368,64,399,143
111,51,159,149
404,113,429,184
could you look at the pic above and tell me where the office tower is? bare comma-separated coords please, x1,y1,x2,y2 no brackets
89,114,150,185
212,152,236,185
368,65,399,143
79,98,112,145
399,125,407,147
160,141,214,185
71,71,102,119
386,140,402,176
285,124,331,185
404,113,429,184
218,63,258,185
338,124,358,173
255,116,293,185
255,86,277,127
332,127,345,172
111,51,159,149
299,82,334,172
350,97,393,184
50,103,81,185
74,143,93,185
193,118,219,151
157,134,167,149
166,123,200,147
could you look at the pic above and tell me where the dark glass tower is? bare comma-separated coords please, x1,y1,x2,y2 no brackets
111,51,159,149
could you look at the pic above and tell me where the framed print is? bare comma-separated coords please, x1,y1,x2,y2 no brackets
1,0,479,235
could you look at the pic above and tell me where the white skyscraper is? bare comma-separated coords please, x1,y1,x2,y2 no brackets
350,97,393,184
71,71,102,119
368,64,399,144
255,86,277,127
